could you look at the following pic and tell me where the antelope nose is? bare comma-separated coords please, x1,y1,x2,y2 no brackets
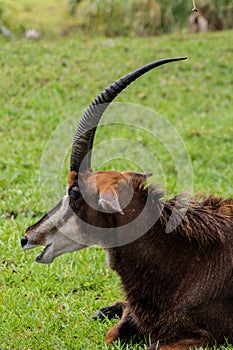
21,236,28,248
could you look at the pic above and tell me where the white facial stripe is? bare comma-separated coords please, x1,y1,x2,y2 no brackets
58,215,80,242
25,196,70,243
47,195,69,227
25,195,86,262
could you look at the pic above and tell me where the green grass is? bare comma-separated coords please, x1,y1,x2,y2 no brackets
0,30,232,349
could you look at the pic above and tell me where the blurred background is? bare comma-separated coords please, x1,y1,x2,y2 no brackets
0,0,232,39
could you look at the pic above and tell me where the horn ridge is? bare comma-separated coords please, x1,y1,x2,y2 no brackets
70,57,187,174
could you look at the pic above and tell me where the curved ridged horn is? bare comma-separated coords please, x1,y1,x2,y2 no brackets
70,57,187,174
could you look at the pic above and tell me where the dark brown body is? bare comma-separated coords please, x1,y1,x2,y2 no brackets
76,177,233,350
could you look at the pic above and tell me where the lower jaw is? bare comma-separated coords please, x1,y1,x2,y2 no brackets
35,244,53,264
35,254,54,264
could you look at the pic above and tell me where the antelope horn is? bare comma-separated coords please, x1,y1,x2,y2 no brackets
69,57,187,178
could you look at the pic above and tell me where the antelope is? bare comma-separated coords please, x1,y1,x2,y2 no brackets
21,58,233,350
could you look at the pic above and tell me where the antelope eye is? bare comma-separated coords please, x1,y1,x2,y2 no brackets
69,186,80,199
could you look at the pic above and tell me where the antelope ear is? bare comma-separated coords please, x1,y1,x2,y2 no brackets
99,189,124,215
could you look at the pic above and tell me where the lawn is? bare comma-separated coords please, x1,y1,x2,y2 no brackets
0,29,232,349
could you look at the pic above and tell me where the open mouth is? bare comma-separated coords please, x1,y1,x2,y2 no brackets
35,243,53,263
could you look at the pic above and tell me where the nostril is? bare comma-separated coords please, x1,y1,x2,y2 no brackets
21,236,28,248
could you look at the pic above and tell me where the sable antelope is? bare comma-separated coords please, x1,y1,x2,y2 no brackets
21,58,233,350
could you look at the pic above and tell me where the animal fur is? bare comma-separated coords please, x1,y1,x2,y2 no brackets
68,171,233,349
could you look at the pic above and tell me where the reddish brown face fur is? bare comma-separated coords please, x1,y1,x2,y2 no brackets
68,170,152,215
67,170,78,188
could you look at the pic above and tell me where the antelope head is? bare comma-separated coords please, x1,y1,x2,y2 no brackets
21,57,186,263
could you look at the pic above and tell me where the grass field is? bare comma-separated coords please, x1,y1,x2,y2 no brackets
0,29,232,349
